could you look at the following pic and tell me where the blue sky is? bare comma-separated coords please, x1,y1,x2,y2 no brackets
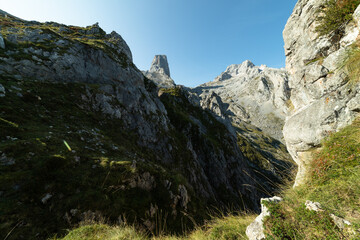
0,0,297,87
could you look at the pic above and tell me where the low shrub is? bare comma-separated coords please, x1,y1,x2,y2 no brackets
316,0,360,36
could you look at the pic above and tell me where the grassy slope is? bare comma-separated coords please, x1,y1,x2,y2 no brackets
54,214,255,240
263,117,360,239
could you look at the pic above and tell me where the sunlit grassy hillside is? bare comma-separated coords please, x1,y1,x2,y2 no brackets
263,117,360,239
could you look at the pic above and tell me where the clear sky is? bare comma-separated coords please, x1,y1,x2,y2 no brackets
0,0,297,87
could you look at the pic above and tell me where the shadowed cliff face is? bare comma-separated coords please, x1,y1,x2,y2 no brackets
0,10,294,239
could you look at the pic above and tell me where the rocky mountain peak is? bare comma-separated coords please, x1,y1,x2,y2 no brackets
143,55,175,88
195,60,290,141
150,55,171,77
214,60,261,82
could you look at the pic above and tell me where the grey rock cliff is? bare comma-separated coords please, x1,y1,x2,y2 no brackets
142,55,175,88
283,0,360,186
193,60,291,142
188,67,294,196
150,55,170,77
0,29,138,85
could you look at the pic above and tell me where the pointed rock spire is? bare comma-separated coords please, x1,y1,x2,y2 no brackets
150,55,170,77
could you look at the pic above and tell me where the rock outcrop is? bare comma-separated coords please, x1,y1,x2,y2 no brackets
0,24,137,85
246,196,283,240
193,60,291,142
0,83,5,97
150,55,171,77
283,0,360,186
304,200,352,230
143,55,175,88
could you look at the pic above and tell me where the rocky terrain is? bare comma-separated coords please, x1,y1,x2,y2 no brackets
0,9,293,239
193,0,360,189
283,0,360,186
193,60,290,142
2,0,359,238
245,0,360,238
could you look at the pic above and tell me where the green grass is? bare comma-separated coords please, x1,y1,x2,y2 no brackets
55,224,146,240
263,117,360,239
316,0,360,37
55,214,256,240
304,56,324,66
342,41,360,83
159,87,182,97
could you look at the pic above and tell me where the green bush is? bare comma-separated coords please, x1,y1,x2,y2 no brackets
316,0,360,36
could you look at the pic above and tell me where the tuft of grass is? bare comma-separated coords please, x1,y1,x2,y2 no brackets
55,224,146,240
304,56,325,66
0,116,19,128
342,41,360,83
56,214,256,240
316,0,360,37
263,117,360,239
159,87,182,97
191,214,255,240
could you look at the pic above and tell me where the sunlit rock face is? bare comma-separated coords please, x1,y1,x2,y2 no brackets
193,60,291,142
283,0,360,186
142,55,175,88
150,55,171,77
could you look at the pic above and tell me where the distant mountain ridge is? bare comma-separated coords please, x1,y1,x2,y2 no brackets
193,60,290,142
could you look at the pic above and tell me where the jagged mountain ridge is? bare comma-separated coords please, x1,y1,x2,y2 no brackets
143,57,294,193
192,0,360,188
0,10,293,239
193,60,291,142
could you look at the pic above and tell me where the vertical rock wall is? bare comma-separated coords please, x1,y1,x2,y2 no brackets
283,0,360,186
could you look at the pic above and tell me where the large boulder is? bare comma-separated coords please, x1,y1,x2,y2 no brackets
246,196,283,240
